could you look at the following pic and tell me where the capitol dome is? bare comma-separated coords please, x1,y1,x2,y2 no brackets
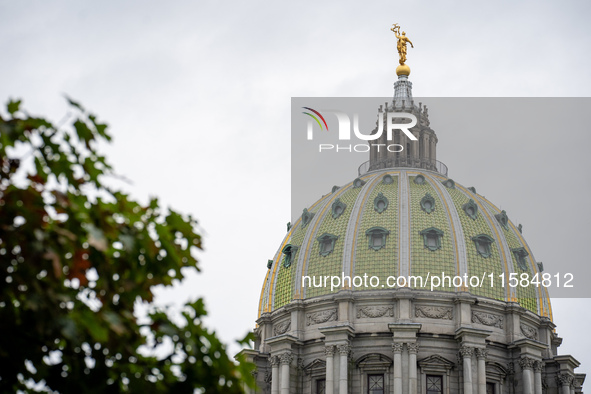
241,35,584,394
259,167,550,318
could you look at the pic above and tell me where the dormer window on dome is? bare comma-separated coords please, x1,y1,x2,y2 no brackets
495,210,509,230
471,234,494,258
382,174,394,184
511,247,529,271
317,233,338,256
301,208,314,227
374,193,389,214
420,193,436,214
281,244,298,268
462,199,479,220
331,198,347,219
365,227,390,251
420,227,444,251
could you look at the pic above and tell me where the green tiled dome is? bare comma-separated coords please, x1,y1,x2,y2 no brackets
259,169,551,318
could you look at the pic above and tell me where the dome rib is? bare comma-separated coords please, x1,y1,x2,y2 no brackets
423,172,467,283
398,172,411,278
297,183,351,299
342,173,383,283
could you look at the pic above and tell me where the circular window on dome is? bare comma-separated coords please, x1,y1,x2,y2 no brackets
374,192,389,214
331,198,347,219
382,174,394,184
414,175,425,185
462,199,479,220
420,193,436,214
353,177,366,188
442,179,455,189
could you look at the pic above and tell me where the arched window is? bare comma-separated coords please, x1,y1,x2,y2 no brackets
471,234,494,258
317,233,338,257
419,228,444,251
365,227,390,251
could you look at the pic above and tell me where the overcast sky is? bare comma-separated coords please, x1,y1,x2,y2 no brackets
1,0,590,385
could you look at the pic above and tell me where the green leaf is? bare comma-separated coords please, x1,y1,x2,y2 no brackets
7,99,21,115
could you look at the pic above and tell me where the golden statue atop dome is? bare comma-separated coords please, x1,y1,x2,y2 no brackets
391,23,413,76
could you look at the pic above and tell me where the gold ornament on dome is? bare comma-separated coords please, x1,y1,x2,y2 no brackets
391,23,413,76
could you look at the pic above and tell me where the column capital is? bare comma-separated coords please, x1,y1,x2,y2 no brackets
270,355,280,367
337,343,351,356
407,342,419,354
475,348,488,360
392,342,404,353
519,356,535,370
279,352,293,365
533,360,544,372
325,345,335,357
459,345,474,358
556,373,574,386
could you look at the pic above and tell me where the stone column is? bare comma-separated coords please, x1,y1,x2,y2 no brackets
557,374,574,394
279,352,293,394
338,344,350,394
408,343,419,394
533,361,543,394
392,343,403,394
270,356,280,394
325,346,335,394
459,346,474,394
519,357,535,394
247,369,257,394
475,348,488,394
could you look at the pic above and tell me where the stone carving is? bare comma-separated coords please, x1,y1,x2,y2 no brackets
264,370,272,383
297,358,304,370
556,373,574,386
279,352,293,365
533,360,544,372
273,320,291,336
475,348,488,359
507,362,514,375
472,311,504,328
337,344,351,355
307,309,338,326
459,346,474,358
415,305,453,320
325,345,335,357
269,355,280,367
519,357,535,370
407,343,419,354
357,306,394,319
392,343,403,353
520,323,538,340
